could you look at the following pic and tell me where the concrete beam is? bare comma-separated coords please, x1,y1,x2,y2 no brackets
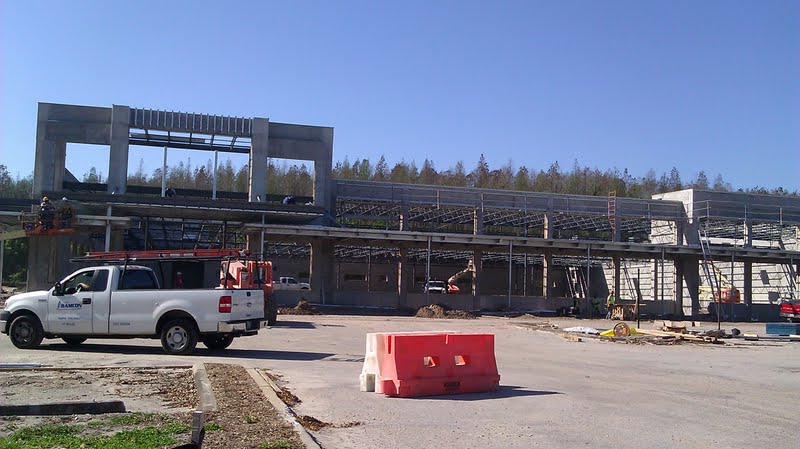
249,118,269,203
108,105,130,194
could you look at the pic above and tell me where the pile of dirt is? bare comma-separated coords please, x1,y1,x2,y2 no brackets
278,299,321,316
415,304,478,319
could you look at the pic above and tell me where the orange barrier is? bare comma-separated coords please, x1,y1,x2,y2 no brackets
379,333,500,398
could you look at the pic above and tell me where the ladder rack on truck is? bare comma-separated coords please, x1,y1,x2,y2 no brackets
73,248,278,325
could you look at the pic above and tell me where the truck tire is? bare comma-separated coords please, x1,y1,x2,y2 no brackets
201,335,234,350
9,315,44,349
62,337,88,346
160,319,198,355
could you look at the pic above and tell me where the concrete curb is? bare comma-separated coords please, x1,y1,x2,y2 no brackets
0,400,126,416
246,368,322,449
192,363,217,412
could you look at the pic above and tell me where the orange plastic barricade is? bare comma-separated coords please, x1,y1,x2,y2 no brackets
378,333,500,398
360,331,457,394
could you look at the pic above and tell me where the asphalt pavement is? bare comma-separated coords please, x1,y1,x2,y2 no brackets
1,316,798,449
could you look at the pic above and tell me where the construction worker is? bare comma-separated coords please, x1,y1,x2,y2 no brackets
174,271,184,289
39,196,55,230
605,289,616,319
59,197,73,229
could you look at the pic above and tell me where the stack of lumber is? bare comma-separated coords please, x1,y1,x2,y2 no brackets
636,328,724,344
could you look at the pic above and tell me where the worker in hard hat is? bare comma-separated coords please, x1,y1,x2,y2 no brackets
59,197,73,229
605,290,616,319
39,196,55,230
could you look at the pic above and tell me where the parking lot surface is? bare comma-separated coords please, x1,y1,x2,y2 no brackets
2,315,799,449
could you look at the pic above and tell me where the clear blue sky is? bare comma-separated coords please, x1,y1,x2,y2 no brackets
1,0,798,190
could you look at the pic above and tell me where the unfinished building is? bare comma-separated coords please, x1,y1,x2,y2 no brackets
1,102,797,321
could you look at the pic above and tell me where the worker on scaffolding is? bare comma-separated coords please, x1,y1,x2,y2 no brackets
59,197,73,229
38,196,55,231
605,289,616,319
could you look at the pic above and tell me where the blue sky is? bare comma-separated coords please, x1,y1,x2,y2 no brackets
1,0,798,190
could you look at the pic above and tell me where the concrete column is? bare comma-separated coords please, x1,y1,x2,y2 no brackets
744,221,753,247
397,247,409,308
612,216,621,242
472,249,482,310
652,258,659,303
310,239,335,305
53,139,66,191
744,261,753,320
399,204,410,231
249,118,269,203
673,259,684,318
33,104,53,196
543,199,554,239
684,259,700,316
612,256,621,300
674,220,684,245
542,252,553,298
26,236,73,291
313,127,335,214
473,208,484,235
108,105,130,194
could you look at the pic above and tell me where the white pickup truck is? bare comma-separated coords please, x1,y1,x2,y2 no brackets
1,265,266,355
273,276,310,291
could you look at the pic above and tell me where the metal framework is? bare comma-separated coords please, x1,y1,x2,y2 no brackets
125,217,247,250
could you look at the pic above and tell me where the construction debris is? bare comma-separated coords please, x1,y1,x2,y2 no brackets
415,304,477,319
278,299,321,316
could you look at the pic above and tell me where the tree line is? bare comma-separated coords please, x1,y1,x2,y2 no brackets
1,157,796,201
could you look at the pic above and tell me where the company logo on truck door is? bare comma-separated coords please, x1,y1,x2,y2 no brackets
57,301,82,310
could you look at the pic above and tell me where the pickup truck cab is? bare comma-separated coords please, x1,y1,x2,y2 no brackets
1,265,266,354
273,276,310,291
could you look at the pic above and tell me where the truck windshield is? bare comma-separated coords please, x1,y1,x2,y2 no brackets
119,270,158,290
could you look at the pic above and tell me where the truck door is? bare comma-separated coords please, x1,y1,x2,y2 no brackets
49,269,98,334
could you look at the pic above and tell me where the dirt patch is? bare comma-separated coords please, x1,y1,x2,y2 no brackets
297,415,361,432
0,367,196,445
279,299,321,316
0,367,196,412
203,364,304,449
415,304,478,319
276,388,301,407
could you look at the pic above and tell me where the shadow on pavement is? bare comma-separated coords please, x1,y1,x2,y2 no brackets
421,385,561,401
40,343,334,361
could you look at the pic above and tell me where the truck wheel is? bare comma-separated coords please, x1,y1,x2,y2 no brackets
62,337,87,346
160,319,198,355
9,315,44,349
201,335,234,350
